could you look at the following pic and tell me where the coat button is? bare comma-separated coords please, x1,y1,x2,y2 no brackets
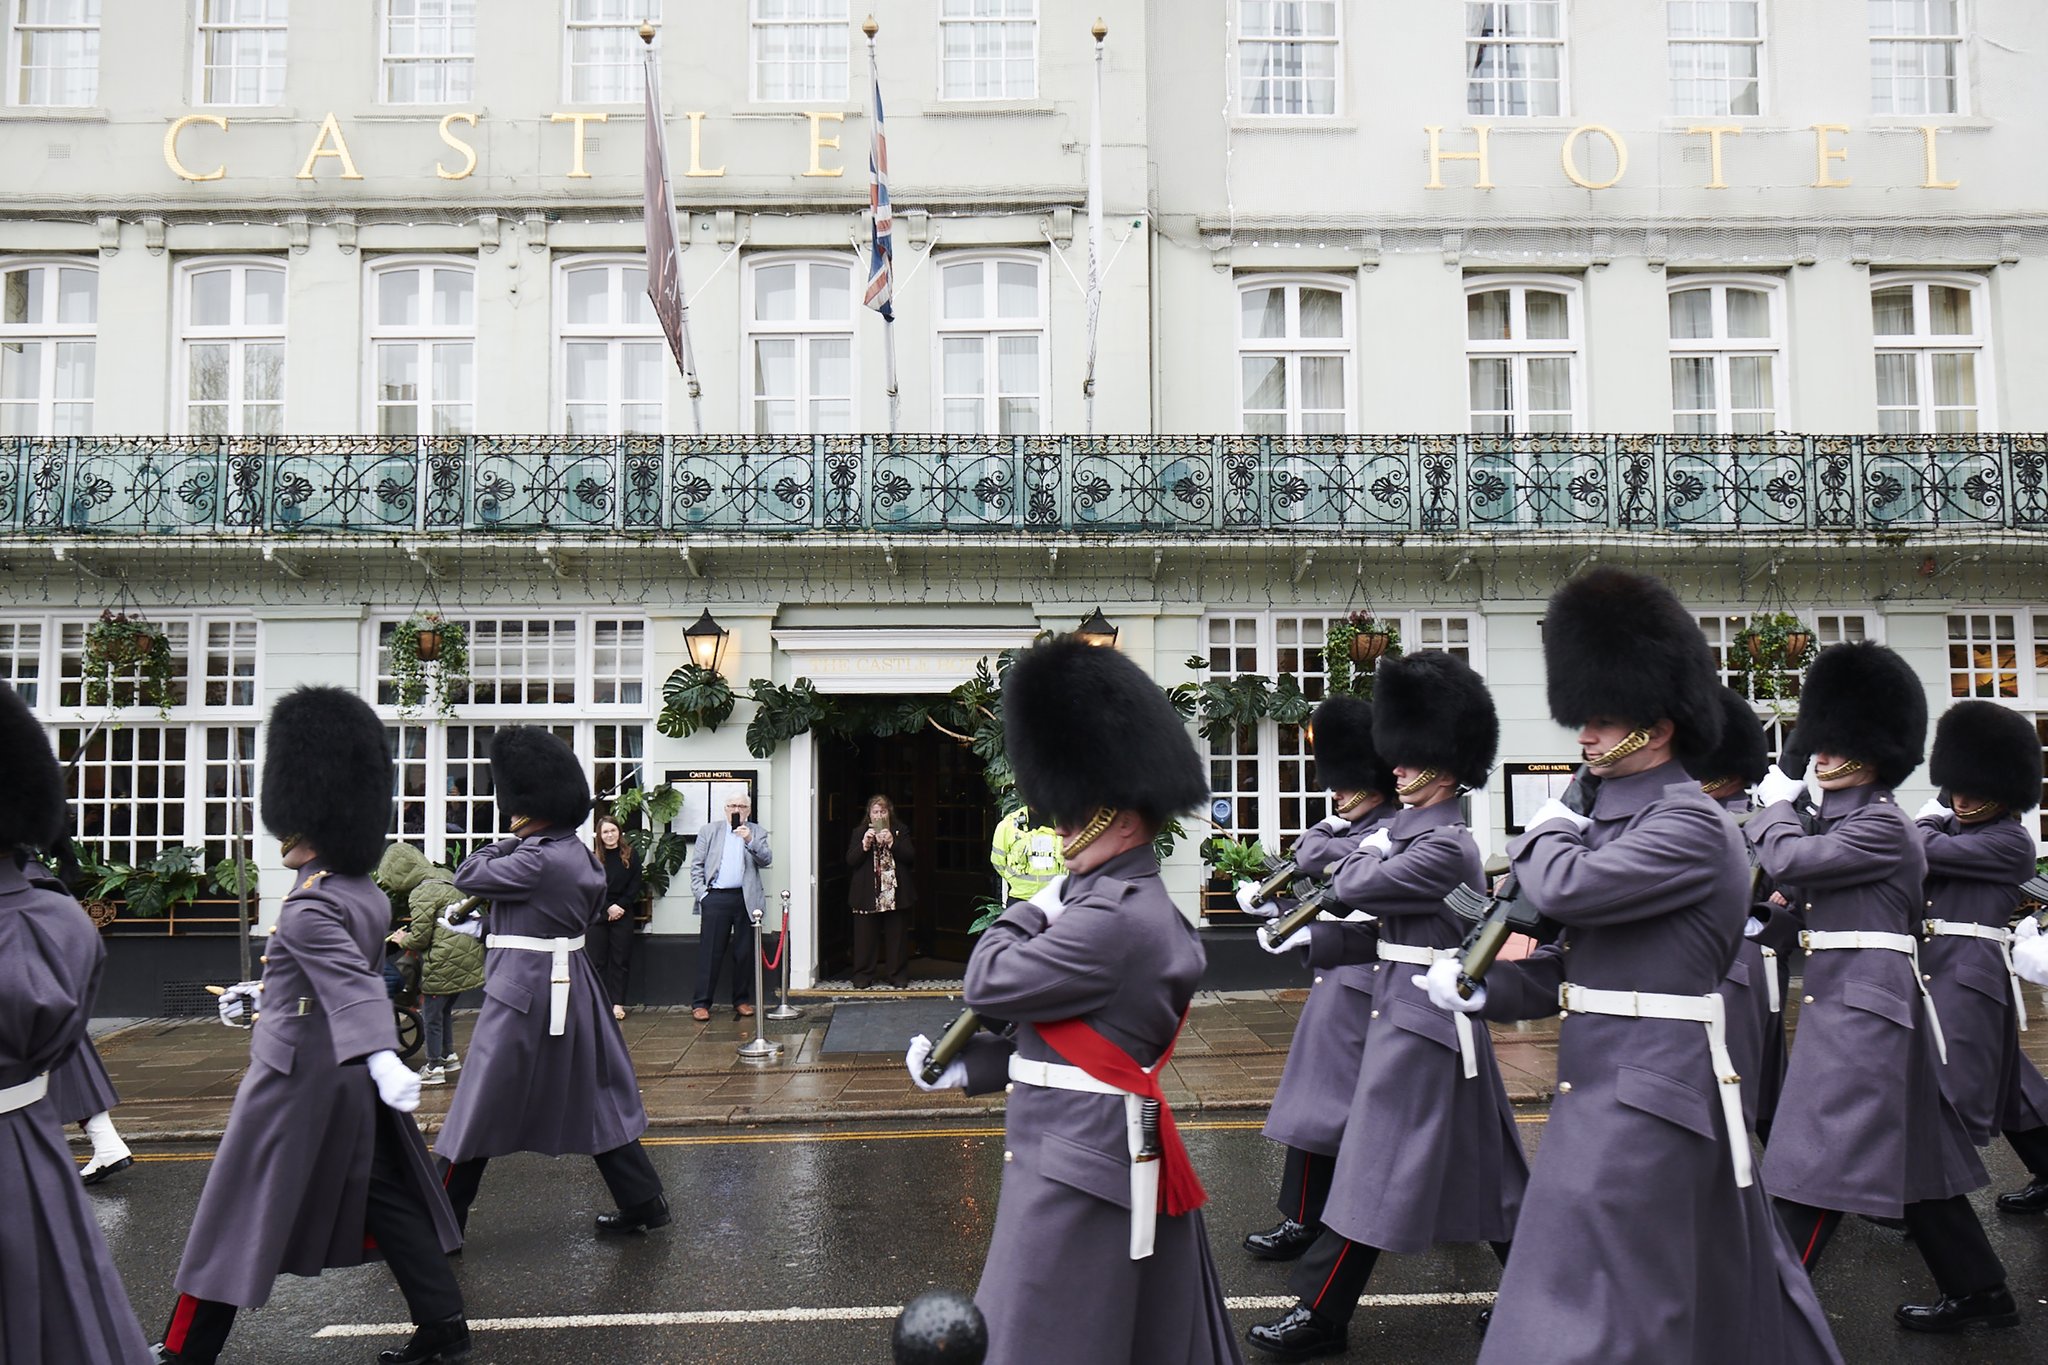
1004,1083,1014,1095
1558,1081,1572,1093
1371,964,1380,972
1370,1009,1380,1019
1803,994,1815,1004
1003,1150,1013,1162
1314,976,1324,985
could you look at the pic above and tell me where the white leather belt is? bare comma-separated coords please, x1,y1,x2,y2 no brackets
1756,946,1782,1014
1924,919,2027,1031
1007,1054,1160,1260
1558,984,1752,1189
1377,941,1478,1079
0,1073,49,1115
1800,929,1948,1062
487,933,586,1036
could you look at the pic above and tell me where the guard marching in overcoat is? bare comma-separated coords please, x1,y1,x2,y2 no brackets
46,1033,135,1184
1419,567,1841,1365
0,682,152,1365
436,726,668,1235
1913,700,2048,1215
1747,642,2019,1334
1242,695,1400,1262
1249,651,1526,1359
906,634,1244,1365
156,686,468,1365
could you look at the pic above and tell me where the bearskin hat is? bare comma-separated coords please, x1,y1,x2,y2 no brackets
1785,641,1926,789
488,726,592,831
0,683,64,851
1308,696,1397,802
1002,634,1208,827
1543,566,1723,768
260,686,393,877
1371,651,1499,790
1929,700,2042,813
1686,687,1771,788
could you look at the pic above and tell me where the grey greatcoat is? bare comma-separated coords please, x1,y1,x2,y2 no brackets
175,861,461,1307
957,846,1244,1365
438,831,650,1161
1314,800,1528,1253
1749,786,1987,1215
1260,807,1394,1157
46,1034,120,1126
0,859,150,1365
1709,793,1777,1130
1916,812,2048,1146
1476,764,1840,1365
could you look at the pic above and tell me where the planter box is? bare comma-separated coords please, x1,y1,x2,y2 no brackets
102,897,251,938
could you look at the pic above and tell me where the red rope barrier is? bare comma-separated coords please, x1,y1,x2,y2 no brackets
760,909,788,971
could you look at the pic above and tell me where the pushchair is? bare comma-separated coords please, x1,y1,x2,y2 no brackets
384,940,427,1061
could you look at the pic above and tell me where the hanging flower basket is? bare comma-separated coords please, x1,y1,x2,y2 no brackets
1730,612,1816,703
1350,628,1391,665
1323,613,1402,697
390,613,469,718
1781,628,1813,667
413,625,444,663
82,610,176,713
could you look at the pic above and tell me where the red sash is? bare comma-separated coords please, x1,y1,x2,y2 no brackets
1034,1012,1206,1216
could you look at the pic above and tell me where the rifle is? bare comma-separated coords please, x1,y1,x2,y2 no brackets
1255,877,1343,951
920,1006,1016,1087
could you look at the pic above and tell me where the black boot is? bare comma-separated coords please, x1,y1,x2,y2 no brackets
1246,1305,1347,1360
1894,1287,2020,1334
1476,1307,1493,1335
377,1314,472,1364
596,1193,671,1234
1994,1175,2048,1215
1242,1218,1318,1261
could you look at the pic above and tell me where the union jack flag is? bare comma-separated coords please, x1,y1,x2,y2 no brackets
863,49,893,322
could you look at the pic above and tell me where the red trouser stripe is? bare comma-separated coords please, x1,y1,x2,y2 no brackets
1310,1242,1350,1310
1800,1216,1826,1266
164,1294,199,1352
1296,1153,1313,1223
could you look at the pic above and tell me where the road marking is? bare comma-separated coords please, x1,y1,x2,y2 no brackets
315,1293,1497,1338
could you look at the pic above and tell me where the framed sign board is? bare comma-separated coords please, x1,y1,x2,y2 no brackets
1503,762,1577,835
664,769,760,837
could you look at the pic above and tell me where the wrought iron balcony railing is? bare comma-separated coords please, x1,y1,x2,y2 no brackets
3,434,2044,537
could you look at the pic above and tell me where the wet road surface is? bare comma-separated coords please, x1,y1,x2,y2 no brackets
93,1114,2048,1363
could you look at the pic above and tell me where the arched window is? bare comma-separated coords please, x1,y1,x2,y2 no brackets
0,258,96,435
1464,276,1581,434
558,256,664,435
1871,274,1990,434
744,254,855,434
366,257,475,436
180,258,285,435
1237,276,1352,435
935,252,1045,436
1667,276,1785,434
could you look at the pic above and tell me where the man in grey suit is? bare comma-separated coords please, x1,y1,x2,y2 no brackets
688,794,773,1020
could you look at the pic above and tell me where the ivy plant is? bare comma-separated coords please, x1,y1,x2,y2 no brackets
1323,613,1402,698
82,610,177,715
390,613,469,718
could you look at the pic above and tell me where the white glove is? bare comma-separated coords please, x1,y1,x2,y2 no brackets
1415,958,1486,1013
1234,881,1278,919
216,980,261,1029
905,1034,968,1092
439,911,484,938
1260,925,1310,955
2013,919,2048,987
1339,909,1377,924
1913,797,1949,822
1755,765,1806,808
1359,827,1393,856
366,1049,421,1113
1743,916,1765,939
2017,915,2040,944
1317,814,1350,833
1027,874,1068,927
1527,799,1590,833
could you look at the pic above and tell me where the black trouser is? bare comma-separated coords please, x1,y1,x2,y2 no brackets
586,912,635,1008
1776,1194,2005,1296
694,888,753,1007
164,1109,462,1363
1289,1231,1511,1326
441,1138,664,1228
1277,1145,1335,1226
2005,1123,2048,1177
851,908,908,987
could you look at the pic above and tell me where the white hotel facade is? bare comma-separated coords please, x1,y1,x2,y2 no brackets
3,1,2045,1005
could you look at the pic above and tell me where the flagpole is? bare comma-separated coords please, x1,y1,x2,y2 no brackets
1084,18,1106,436
865,16,899,435
641,22,704,436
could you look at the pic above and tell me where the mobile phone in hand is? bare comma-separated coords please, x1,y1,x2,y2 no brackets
730,811,742,830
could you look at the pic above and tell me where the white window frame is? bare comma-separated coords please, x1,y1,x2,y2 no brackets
562,0,659,104
1871,272,1993,436
364,255,477,437
1466,0,1568,118
1235,274,1354,436
1464,275,1584,435
1868,0,1967,116
932,250,1049,438
7,0,99,107
194,0,289,108
1236,0,1341,118
380,0,476,105
1666,274,1788,435
176,256,287,437
0,257,96,438
554,254,666,436
1941,609,2048,850
1668,0,1765,118
743,251,859,435
937,0,1037,102
749,0,849,105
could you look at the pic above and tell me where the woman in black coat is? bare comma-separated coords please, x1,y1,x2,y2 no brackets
589,815,646,1021
846,794,916,988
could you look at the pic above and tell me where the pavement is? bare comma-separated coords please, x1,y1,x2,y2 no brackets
78,989,1578,1142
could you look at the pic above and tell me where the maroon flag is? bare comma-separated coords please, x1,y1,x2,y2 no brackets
642,42,692,383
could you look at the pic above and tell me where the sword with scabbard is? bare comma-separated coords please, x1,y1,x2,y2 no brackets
1129,1097,1163,1259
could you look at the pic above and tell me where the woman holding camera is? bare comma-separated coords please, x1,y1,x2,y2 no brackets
848,794,916,988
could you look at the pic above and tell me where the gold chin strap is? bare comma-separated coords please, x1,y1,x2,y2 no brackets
1589,728,1652,767
1954,797,2004,822
1334,790,1375,818
1815,758,1864,782
278,833,302,855
508,814,538,835
1699,777,1738,797
1062,807,1117,860
1395,768,1441,797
